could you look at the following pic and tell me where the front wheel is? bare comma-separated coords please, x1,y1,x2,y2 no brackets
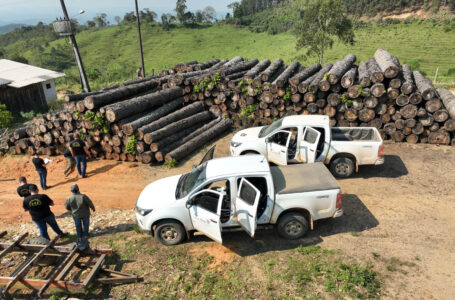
276,212,309,240
330,157,355,178
155,220,185,246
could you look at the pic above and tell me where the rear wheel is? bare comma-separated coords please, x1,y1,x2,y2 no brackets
155,220,185,246
330,157,355,178
276,212,309,240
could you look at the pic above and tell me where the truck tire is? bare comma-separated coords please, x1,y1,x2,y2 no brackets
276,212,309,240
330,157,354,178
155,220,185,246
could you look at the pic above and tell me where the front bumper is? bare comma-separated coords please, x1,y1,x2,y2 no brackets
230,146,240,156
135,213,151,234
375,157,385,165
333,208,343,218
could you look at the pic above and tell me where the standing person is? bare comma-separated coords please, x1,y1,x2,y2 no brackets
69,134,92,178
17,176,32,198
23,184,66,240
65,184,95,241
63,146,75,177
32,150,49,190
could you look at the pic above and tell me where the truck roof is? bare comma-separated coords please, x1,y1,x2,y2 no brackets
206,155,270,178
281,115,330,127
270,163,340,194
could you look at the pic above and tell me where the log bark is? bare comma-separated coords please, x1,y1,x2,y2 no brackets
260,59,284,82
309,63,333,93
340,67,357,89
289,63,321,86
413,71,436,100
138,102,205,140
165,119,232,162
243,59,271,81
272,62,299,88
400,64,415,95
84,80,159,110
121,97,184,136
367,58,384,83
65,91,101,102
374,49,400,78
104,87,184,123
154,119,222,161
220,59,259,77
358,61,371,87
437,88,455,119
328,54,356,85
143,111,213,144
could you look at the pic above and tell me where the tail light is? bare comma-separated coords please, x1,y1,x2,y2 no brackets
336,193,342,209
378,145,384,158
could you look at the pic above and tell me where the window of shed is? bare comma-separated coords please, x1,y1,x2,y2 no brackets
46,83,51,89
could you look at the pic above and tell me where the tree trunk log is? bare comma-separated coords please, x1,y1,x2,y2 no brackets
165,119,232,162
425,98,442,113
260,59,284,82
104,87,183,123
272,62,299,88
328,54,356,85
371,83,385,97
367,58,384,83
340,66,357,89
289,63,321,86
428,130,450,145
437,88,455,119
413,71,436,100
358,61,371,87
374,49,400,78
243,59,271,81
309,63,333,93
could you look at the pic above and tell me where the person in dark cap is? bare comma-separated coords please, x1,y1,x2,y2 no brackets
32,150,50,190
17,176,32,198
23,184,65,240
65,184,95,241
69,134,91,178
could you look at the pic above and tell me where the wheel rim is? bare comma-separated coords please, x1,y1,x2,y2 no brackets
159,226,178,242
285,220,303,236
335,162,350,175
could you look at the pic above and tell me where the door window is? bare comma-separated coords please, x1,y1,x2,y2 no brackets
193,191,219,214
270,131,290,146
304,128,319,143
237,177,268,218
202,179,231,223
282,127,299,159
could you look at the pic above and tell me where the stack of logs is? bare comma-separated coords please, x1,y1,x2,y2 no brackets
1,49,454,164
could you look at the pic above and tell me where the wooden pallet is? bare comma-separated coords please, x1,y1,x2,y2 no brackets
0,231,140,296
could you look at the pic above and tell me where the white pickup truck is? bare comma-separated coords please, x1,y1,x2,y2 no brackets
135,155,343,246
230,115,384,177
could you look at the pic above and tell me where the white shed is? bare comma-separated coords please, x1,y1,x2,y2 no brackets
0,59,65,114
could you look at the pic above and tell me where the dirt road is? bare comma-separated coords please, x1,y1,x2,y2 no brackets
0,135,454,299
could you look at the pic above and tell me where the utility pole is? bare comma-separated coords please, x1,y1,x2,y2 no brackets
59,0,90,92
135,0,146,78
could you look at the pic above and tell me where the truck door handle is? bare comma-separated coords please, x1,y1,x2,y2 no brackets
248,213,253,217
280,150,285,153
310,149,314,152
210,219,217,223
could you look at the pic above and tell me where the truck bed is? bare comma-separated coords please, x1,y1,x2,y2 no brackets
331,127,380,142
270,163,340,195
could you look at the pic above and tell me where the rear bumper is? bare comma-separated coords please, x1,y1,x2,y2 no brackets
375,157,385,165
333,208,343,218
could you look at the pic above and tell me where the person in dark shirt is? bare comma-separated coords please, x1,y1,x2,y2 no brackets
32,150,49,190
23,184,65,240
69,134,92,178
63,147,75,177
17,176,32,198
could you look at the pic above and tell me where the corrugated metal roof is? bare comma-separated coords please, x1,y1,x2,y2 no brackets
0,59,65,88
0,77,12,87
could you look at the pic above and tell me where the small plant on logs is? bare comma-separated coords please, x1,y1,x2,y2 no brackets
78,129,89,141
284,86,292,101
341,93,353,106
164,158,177,169
91,115,110,134
240,104,257,119
126,134,138,155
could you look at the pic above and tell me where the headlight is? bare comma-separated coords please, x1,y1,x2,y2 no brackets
231,141,242,148
136,206,153,216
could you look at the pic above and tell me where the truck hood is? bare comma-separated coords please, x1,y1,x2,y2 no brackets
136,174,181,209
232,126,264,142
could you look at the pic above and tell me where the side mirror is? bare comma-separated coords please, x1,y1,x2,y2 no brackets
265,137,270,143
186,199,194,209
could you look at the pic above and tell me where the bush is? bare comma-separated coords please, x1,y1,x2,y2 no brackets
405,59,421,71
0,104,13,128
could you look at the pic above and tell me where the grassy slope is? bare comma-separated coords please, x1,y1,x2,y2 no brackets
18,21,455,91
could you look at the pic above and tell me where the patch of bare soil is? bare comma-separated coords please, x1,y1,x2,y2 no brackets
190,241,237,269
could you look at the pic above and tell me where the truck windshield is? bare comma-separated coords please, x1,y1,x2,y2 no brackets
175,163,207,199
259,118,283,137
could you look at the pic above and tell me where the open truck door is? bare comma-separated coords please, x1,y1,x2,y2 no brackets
300,127,321,163
198,146,216,166
235,178,261,237
266,130,291,165
187,189,223,243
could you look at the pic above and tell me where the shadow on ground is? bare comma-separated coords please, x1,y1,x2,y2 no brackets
348,155,408,179
188,194,378,256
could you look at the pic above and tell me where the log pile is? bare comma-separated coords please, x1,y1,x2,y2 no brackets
1,49,455,162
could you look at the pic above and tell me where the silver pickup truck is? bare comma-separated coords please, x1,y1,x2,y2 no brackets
230,115,384,177
135,155,343,246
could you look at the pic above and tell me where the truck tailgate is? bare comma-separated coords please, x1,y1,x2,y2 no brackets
270,163,340,194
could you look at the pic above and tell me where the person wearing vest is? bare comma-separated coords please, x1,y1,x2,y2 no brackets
69,134,92,178
65,184,95,240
